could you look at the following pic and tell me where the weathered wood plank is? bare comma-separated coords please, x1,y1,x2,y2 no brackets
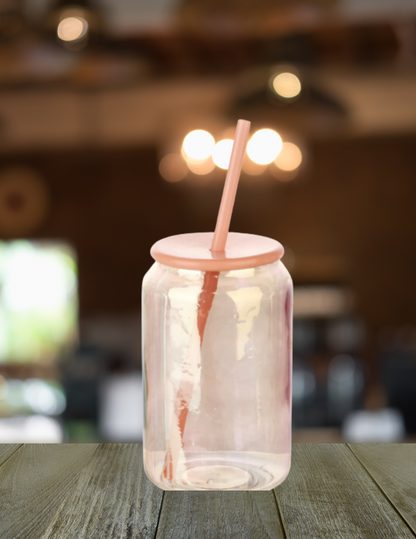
0,444,164,539
2,443,415,539
0,444,100,539
275,444,415,539
156,490,285,539
0,444,23,467
348,444,416,535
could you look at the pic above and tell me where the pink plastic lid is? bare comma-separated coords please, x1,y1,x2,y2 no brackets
151,232,284,271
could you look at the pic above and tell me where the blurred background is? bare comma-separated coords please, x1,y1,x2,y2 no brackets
0,0,415,444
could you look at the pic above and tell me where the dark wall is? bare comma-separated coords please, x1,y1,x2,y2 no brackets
1,133,416,347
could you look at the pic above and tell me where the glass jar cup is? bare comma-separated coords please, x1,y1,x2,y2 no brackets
142,232,292,491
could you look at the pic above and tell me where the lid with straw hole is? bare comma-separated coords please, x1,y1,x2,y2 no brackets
151,232,283,271
150,119,284,272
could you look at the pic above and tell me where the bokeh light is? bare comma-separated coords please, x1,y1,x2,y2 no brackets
24,379,66,415
221,126,236,140
182,130,215,161
212,139,234,169
159,154,188,182
272,72,301,99
57,17,88,42
242,154,267,176
247,129,282,165
186,157,215,175
274,142,303,171
270,165,298,182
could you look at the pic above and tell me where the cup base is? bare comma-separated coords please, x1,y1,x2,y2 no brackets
182,464,252,490
144,449,291,491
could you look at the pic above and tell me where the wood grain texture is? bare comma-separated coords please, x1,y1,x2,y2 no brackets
156,490,285,539
0,444,22,467
0,444,99,539
0,444,164,539
2,443,416,539
348,444,416,535
275,444,415,539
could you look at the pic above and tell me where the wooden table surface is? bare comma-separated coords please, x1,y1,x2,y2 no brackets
0,443,415,538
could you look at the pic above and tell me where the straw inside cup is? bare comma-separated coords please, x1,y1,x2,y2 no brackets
162,119,251,483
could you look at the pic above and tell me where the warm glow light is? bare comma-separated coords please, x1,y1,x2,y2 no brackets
159,154,187,182
212,139,234,170
221,126,236,140
272,72,301,99
270,166,298,182
57,17,88,42
187,157,215,175
274,142,302,171
247,129,282,165
242,154,267,176
182,130,215,161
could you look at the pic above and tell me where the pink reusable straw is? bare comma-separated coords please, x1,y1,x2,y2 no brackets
162,119,251,482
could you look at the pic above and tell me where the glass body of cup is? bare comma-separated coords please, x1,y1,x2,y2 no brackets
142,260,292,490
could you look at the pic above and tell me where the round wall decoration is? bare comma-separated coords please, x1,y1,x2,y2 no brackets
0,166,49,237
